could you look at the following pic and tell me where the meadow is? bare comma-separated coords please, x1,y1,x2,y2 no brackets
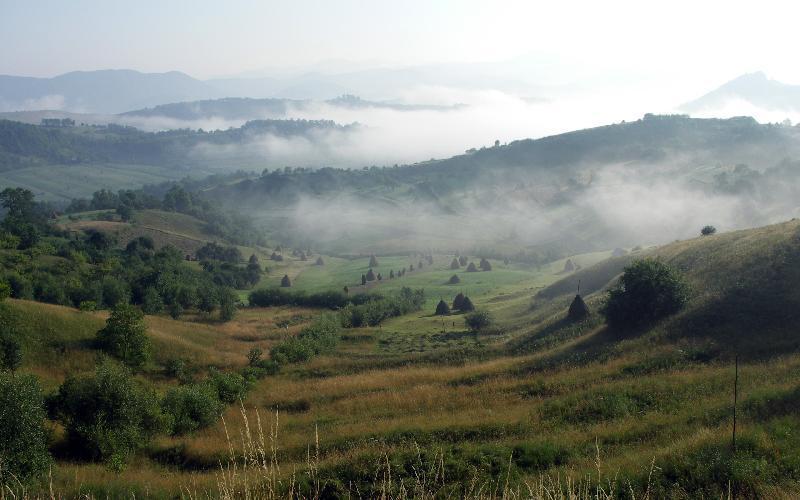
5,219,800,498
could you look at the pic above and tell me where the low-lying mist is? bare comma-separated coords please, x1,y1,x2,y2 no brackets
256,157,800,256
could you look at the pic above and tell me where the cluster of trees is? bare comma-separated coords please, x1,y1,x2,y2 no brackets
66,185,263,246
339,287,425,327
1,188,241,322
196,244,262,290
249,286,426,329
0,295,282,482
602,258,690,330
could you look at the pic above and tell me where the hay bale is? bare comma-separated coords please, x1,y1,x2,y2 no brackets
568,294,589,320
564,259,575,272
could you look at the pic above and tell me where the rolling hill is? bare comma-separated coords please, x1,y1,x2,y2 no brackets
4,216,800,497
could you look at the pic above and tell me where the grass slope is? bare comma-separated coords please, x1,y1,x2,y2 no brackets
8,220,800,497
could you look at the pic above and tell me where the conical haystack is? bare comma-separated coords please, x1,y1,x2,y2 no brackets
568,294,589,320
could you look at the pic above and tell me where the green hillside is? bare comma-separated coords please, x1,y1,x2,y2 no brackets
3,218,800,497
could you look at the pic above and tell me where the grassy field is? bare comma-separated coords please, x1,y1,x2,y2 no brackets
7,220,800,497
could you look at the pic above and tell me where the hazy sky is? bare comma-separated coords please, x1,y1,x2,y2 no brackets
2,0,800,89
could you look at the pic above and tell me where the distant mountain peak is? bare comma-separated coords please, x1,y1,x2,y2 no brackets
682,71,800,113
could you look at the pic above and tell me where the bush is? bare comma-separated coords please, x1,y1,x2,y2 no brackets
96,304,151,369
464,310,492,332
0,373,52,483
208,370,249,404
602,258,690,330
50,360,166,466
79,300,97,312
218,287,238,321
701,225,717,236
162,384,224,435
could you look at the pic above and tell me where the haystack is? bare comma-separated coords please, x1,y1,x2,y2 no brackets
568,294,589,320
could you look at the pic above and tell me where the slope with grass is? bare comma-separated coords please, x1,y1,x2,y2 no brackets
7,220,800,497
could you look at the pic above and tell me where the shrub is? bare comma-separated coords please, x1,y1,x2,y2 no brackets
0,281,9,301
96,304,151,369
465,310,492,332
218,287,237,321
602,258,690,329
50,360,166,466
162,384,223,435
208,370,249,404
0,373,52,483
701,225,717,236
79,300,97,311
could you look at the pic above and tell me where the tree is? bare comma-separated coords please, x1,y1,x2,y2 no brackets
162,384,223,436
96,304,151,369
448,274,460,284
168,302,183,320
453,292,466,310
435,299,450,316
460,296,475,312
0,296,22,372
0,373,51,483
50,360,166,467
466,262,478,272
602,258,690,330
197,286,218,314
281,274,292,287
465,310,492,332
218,287,237,321
479,258,492,271
141,287,164,315
369,255,379,267
366,268,376,281
101,276,130,308
701,225,717,236
450,258,460,270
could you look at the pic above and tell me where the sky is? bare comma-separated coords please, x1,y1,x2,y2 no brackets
2,0,800,91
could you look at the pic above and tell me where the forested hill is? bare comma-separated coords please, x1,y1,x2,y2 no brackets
0,118,355,170
203,114,800,205
120,97,308,120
